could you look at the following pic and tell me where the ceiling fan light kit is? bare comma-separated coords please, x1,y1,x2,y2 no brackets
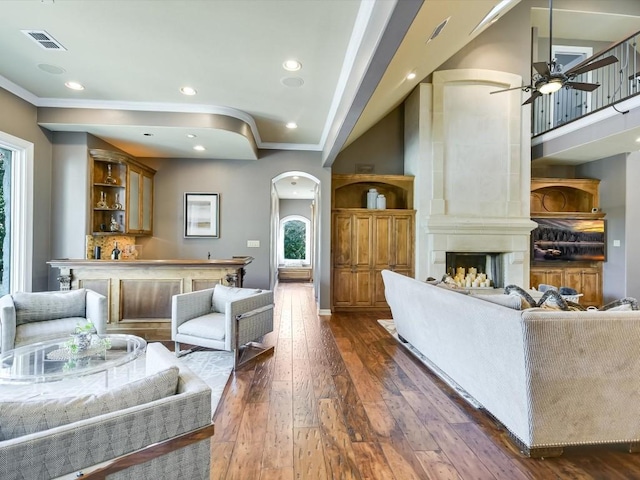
537,78,562,95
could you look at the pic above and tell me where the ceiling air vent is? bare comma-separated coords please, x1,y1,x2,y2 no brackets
427,17,450,43
21,30,66,50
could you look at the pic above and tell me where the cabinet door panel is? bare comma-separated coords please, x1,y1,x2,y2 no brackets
142,173,153,233
373,215,392,268
332,268,353,306
353,215,373,267
393,215,413,269
128,169,141,231
564,269,582,292
530,269,546,291
353,271,373,306
580,269,601,307
333,214,353,267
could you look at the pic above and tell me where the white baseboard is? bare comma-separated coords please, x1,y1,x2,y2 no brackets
317,308,332,316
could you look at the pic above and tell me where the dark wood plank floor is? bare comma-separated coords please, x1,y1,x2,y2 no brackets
211,282,640,479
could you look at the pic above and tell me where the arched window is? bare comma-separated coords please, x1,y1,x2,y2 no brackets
279,215,310,266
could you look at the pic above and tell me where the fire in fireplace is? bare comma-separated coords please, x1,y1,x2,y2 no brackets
445,252,504,289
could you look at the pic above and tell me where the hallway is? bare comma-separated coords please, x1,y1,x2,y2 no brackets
211,282,640,479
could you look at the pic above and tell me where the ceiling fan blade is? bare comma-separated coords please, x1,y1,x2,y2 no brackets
565,81,600,92
533,62,550,77
490,85,532,95
566,55,618,77
522,90,542,106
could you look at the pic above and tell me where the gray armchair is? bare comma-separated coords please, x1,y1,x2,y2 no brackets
171,284,274,368
0,288,107,353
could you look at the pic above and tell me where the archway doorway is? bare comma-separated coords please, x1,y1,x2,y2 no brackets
270,172,320,294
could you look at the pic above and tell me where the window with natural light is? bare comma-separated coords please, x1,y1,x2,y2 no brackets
279,215,310,266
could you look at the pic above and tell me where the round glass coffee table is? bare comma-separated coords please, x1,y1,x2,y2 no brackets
0,334,146,384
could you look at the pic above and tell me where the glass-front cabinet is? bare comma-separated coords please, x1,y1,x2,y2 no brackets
90,149,156,236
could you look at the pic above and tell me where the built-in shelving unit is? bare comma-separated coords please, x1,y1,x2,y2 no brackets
331,174,415,312
89,149,156,236
530,178,603,307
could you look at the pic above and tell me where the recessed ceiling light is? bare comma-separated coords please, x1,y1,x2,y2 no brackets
283,59,302,71
286,122,298,129
65,81,84,91
180,86,197,96
406,72,416,80
193,145,205,151
187,134,197,138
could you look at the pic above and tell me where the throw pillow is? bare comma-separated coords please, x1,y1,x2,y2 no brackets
537,289,571,311
504,285,537,309
598,297,639,311
13,289,86,325
212,284,262,313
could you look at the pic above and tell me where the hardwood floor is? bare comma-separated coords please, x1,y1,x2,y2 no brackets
211,282,640,479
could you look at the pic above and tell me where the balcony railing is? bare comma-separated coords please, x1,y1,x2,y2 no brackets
532,30,640,137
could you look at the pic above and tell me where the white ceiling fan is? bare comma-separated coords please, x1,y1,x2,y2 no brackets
491,0,619,105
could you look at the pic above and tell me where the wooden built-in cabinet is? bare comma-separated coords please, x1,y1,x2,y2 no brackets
530,177,604,307
331,174,414,312
90,149,156,236
530,263,602,307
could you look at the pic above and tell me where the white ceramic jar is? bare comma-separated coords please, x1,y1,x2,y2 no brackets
367,188,378,209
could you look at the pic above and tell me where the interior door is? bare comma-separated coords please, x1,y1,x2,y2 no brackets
551,45,593,127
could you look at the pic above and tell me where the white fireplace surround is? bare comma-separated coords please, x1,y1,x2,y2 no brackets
405,69,537,287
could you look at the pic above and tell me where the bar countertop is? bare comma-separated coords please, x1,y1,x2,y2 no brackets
47,256,254,268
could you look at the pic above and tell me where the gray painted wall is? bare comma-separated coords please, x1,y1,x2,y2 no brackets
625,151,640,300
279,199,312,220
0,88,52,291
333,106,404,174
138,151,332,308
576,155,627,303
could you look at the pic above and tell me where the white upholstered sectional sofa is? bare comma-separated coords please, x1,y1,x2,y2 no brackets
0,343,212,479
382,269,640,457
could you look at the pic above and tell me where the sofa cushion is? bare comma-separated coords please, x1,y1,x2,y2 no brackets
0,365,179,441
212,284,261,313
178,312,226,340
473,294,522,310
13,289,86,326
14,317,86,348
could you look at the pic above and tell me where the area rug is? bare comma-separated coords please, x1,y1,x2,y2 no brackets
177,350,234,413
0,348,234,415
377,319,481,408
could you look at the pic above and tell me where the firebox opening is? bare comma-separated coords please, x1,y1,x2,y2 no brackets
445,252,503,289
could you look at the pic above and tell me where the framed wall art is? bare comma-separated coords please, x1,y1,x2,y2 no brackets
184,193,219,238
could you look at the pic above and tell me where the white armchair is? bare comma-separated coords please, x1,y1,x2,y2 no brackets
0,288,107,354
171,284,274,368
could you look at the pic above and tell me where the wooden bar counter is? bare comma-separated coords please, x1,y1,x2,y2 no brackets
47,257,253,341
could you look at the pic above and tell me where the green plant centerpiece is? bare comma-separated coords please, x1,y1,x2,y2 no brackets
64,319,111,358
69,320,96,353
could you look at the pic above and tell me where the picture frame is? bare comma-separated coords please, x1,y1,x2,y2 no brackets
531,217,606,262
184,193,219,238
